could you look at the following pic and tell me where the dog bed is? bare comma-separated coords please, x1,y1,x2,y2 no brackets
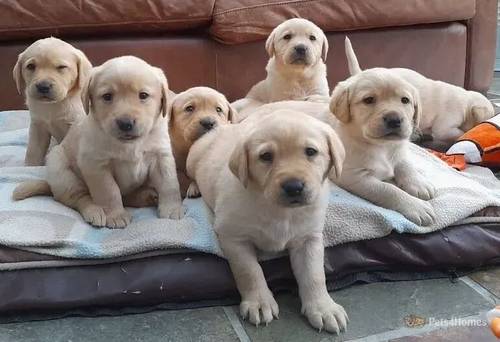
0,110,500,320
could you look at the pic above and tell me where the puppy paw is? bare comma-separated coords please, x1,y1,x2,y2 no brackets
124,188,158,207
398,199,436,226
398,177,436,200
158,203,184,220
302,295,348,334
240,288,279,326
186,182,201,198
105,209,132,229
81,204,106,227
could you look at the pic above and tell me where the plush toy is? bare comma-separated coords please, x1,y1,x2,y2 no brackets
446,112,500,168
487,306,500,338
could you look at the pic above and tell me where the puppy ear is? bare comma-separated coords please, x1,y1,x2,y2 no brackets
12,52,25,95
154,67,170,118
410,85,422,128
73,48,92,91
329,81,351,123
81,71,93,115
265,29,277,57
229,140,249,187
321,33,329,62
227,103,239,123
324,128,345,180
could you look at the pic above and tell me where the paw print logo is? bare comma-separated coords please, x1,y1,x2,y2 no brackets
487,306,500,338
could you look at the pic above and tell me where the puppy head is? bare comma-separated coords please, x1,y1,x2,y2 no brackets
13,37,92,103
82,56,168,142
169,87,237,143
330,69,421,143
229,110,344,207
265,18,328,68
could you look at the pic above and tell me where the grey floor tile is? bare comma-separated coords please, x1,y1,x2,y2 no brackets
470,267,500,299
236,278,493,342
0,307,238,342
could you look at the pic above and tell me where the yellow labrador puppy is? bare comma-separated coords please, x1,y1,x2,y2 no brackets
13,37,92,166
233,18,330,120
187,110,348,333
13,56,183,228
330,68,436,226
169,87,237,197
344,37,494,146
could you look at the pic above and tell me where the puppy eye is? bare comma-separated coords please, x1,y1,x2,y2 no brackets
259,152,273,163
26,63,36,71
283,34,292,40
401,97,410,104
185,105,195,113
57,65,67,71
216,106,223,113
102,93,113,102
305,147,318,157
309,35,316,41
363,96,375,105
139,92,149,100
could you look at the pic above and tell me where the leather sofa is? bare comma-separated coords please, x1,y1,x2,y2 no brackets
0,0,497,111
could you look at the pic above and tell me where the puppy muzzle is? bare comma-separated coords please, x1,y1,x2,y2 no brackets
115,117,140,141
278,178,311,207
288,44,311,65
32,80,56,102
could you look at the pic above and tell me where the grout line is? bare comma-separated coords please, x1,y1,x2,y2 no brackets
460,276,499,305
346,313,485,342
223,306,252,342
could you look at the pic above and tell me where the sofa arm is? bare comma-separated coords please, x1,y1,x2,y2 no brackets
465,0,498,93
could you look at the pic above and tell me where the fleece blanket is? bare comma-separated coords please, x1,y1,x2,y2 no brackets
1,110,500,260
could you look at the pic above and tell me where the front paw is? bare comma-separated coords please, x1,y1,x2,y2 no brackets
186,182,201,198
105,209,132,229
397,199,436,226
158,202,184,220
397,177,435,200
302,295,348,334
240,288,280,326
81,204,106,227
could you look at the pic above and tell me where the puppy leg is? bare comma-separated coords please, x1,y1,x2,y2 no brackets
394,159,435,200
47,147,106,227
219,237,279,326
25,121,51,166
341,175,436,226
80,165,131,228
149,153,184,219
122,186,158,208
289,234,348,334
432,126,464,144
186,182,201,198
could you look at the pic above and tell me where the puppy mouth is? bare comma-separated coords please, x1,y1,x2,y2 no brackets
117,134,140,142
288,57,310,65
35,95,57,102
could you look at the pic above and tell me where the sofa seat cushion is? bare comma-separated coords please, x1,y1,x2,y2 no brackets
0,0,215,41
211,0,476,44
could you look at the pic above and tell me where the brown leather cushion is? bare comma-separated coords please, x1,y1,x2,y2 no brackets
211,0,476,44
0,0,215,41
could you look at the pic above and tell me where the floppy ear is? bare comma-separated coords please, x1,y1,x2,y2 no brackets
227,103,239,123
154,67,170,118
410,85,422,128
321,32,329,62
13,52,25,95
73,48,92,91
329,81,351,123
265,28,277,57
229,140,249,187
324,127,345,180
81,72,93,115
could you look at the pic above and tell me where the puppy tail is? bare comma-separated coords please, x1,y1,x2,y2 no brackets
345,37,362,75
12,180,52,201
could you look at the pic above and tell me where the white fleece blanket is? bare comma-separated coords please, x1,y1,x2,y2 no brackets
1,110,500,260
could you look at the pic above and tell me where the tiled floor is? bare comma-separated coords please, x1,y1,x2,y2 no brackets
1,76,500,341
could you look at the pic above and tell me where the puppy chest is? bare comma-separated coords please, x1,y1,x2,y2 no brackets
112,160,150,192
369,156,395,180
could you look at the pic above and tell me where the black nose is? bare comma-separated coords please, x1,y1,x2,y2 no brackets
383,113,402,129
116,118,135,132
200,118,216,130
294,45,307,55
281,179,305,197
36,81,52,94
